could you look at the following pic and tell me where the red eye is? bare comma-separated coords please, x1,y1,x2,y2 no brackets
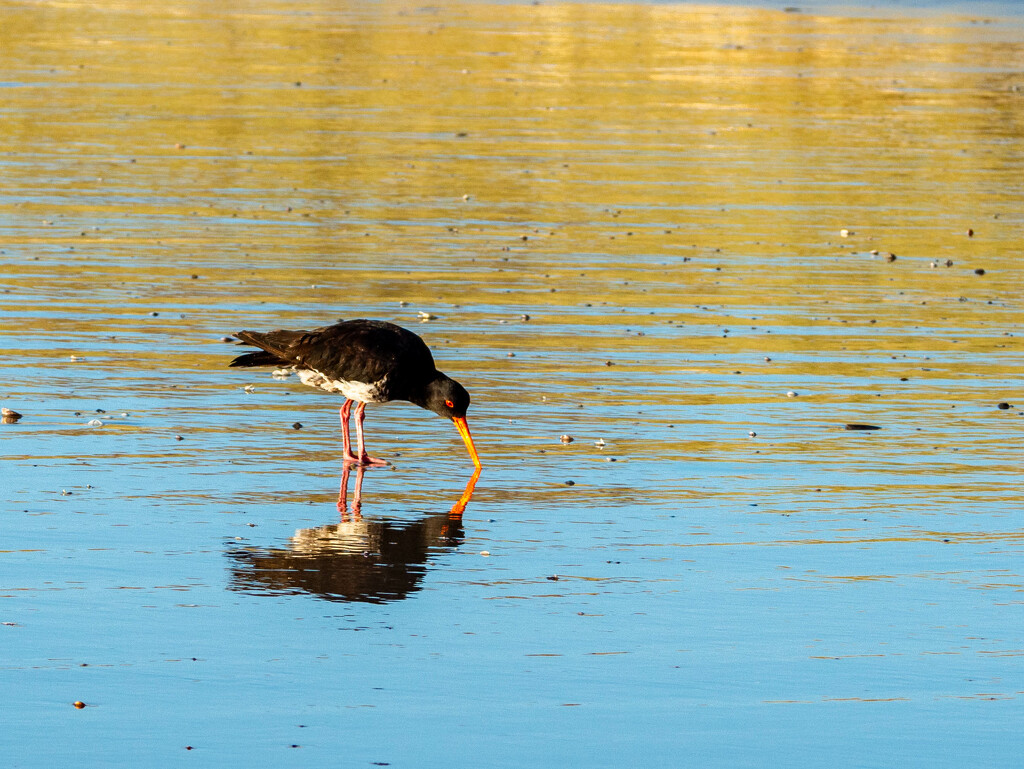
445,399,454,409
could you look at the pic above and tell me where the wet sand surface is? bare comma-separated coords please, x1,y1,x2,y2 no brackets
2,1,1023,766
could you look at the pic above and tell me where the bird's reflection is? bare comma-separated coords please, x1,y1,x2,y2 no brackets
226,467,480,604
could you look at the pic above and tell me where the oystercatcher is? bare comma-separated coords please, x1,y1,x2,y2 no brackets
229,319,481,469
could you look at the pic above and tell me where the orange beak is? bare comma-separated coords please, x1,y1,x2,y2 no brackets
453,416,482,469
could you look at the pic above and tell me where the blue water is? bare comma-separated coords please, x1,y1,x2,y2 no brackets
4,330,1022,766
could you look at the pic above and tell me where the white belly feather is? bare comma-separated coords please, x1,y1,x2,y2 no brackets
296,368,389,403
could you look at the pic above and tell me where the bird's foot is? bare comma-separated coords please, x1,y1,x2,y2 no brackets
343,452,390,467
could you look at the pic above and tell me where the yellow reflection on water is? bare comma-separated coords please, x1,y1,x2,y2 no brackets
1,0,1021,484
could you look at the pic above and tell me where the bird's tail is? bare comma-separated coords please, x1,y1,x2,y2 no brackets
229,350,287,368
228,329,303,368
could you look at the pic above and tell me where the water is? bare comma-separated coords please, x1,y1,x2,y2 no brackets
2,1,1023,766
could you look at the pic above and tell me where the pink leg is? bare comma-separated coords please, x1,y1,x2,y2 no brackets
340,399,359,464
354,402,389,466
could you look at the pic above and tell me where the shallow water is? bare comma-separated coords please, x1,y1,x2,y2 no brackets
2,1,1023,766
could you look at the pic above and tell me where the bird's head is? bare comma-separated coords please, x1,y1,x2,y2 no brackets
421,376,481,469
423,376,470,419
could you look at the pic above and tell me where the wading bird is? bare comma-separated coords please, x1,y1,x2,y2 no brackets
229,319,481,469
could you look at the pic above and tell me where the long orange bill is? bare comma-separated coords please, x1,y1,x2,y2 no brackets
453,416,482,469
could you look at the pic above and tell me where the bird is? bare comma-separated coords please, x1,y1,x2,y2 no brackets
229,319,481,469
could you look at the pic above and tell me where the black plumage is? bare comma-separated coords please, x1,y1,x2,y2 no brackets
229,319,481,468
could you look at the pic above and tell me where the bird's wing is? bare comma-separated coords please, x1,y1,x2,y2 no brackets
298,321,437,390
230,321,437,395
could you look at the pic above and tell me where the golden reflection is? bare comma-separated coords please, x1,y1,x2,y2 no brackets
1,0,1021,500
226,467,479,603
